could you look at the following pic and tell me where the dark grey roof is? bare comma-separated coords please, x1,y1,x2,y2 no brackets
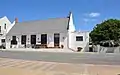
7,17,69,35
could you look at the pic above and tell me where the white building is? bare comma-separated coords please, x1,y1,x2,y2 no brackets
0,16,15,46
5,12,89,52
69,31,89,52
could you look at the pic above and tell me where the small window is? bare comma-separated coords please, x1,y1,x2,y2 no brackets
1,39,5,43
0,26,1,33
76,36,83,41
4,23,6,29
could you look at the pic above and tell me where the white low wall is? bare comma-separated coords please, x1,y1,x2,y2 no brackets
93,45,120,53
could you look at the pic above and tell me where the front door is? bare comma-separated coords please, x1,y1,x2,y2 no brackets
41,34,47,48
54,33,60,48
31,35,36,45
21,35,26,45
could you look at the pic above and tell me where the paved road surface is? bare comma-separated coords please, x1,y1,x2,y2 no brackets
0,57,120,75
0,50,120,65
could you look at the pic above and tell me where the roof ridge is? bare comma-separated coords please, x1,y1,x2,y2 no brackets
17,17,68,24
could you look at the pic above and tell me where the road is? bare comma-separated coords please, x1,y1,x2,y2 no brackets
0,50,120,65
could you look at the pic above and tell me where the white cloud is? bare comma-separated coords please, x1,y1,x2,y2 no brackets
85,12,100,17
83,18,97,22
89,13,100,17
83,18,89,22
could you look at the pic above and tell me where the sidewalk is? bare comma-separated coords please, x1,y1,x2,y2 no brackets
3,48,75,53
0,58,120,75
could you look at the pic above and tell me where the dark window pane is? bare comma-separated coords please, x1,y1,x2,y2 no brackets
0,26,1,33
1,39,5,43
76,36,83,41
4,23,6,29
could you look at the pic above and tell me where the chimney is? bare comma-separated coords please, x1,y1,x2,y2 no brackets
15,18,18,23
67,11,72,18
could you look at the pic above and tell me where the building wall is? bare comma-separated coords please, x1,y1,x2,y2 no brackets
6,32,68,49
68,31,89,52
0,16,11,35
6,31,89,51
0,16,14,45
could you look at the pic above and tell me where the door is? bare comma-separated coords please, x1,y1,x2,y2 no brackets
21,35,26,45
41,34,47,48
11,36,17,45
31,35,36,45
54,33,60,48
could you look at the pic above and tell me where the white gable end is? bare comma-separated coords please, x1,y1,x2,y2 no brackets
68,12,75,32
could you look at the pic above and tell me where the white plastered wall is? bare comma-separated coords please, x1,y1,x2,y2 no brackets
69,31,89,52
67,12,76,49
6,32,68,49
0,16,11,34
67,12,89,51
0,16,15,46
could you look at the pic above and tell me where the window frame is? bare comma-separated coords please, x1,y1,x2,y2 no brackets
76,36,83,41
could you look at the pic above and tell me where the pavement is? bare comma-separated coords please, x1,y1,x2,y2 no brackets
0,50,120,75
0,57,120,75
4,48,74,52
0,50,120,65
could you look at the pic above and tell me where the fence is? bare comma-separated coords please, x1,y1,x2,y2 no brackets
93,45,120,53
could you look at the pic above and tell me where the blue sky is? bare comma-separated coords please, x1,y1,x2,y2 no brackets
0,0,120,31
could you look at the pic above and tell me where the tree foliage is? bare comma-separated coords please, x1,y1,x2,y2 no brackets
90,19,120,44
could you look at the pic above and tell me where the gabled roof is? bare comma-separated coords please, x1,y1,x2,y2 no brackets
0,16,11,25
0,16,7,20
7,17,69,35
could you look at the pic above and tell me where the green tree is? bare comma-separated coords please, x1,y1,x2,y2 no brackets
90,19,120,45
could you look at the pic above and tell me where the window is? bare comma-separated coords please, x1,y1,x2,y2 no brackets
4,23,6,29
0,26,1,33
1,39,5,43
76,36,83,41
